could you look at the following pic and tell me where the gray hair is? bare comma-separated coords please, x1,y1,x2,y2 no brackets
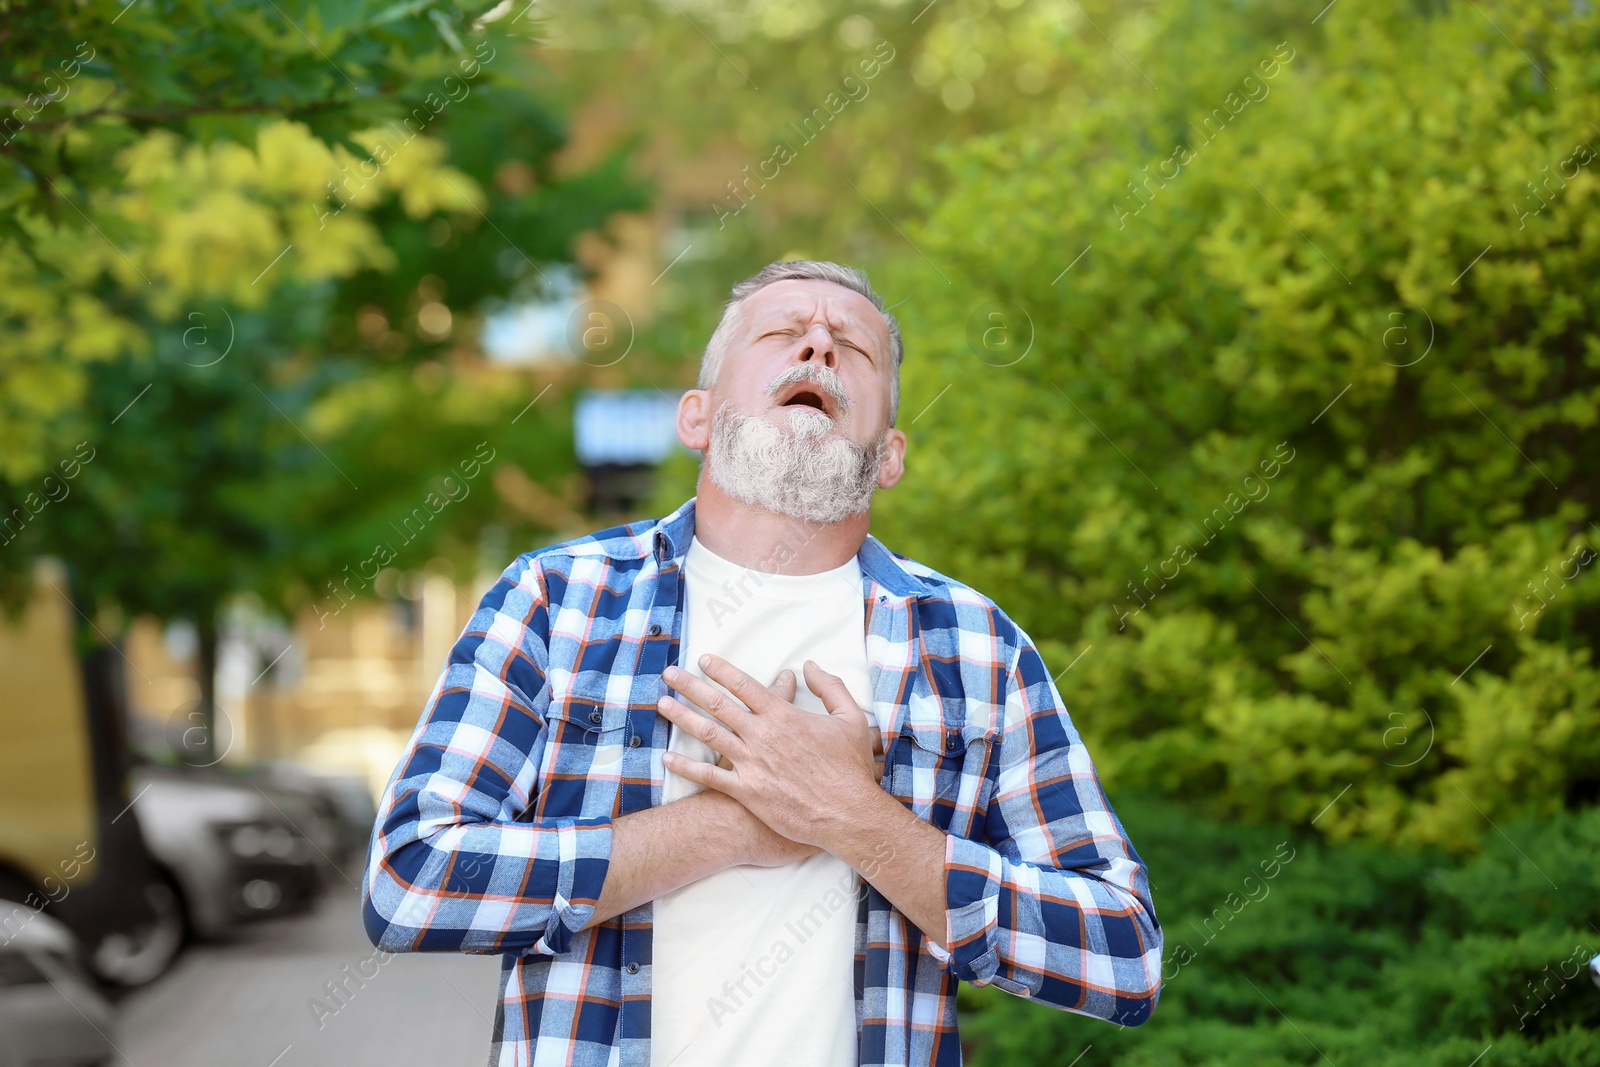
697,260,904,424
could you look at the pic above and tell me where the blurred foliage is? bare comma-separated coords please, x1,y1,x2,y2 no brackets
0,1,650,633
3,0,477,478
847,0,1600,852
641,0,1600,853
959,793,1600,1066
545,0,1146,386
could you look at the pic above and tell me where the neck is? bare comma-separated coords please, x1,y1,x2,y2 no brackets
690,471,870,574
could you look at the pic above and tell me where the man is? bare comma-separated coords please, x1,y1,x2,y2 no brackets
363,260,1163,1067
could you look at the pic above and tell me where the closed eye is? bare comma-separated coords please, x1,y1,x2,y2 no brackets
761,325,872,359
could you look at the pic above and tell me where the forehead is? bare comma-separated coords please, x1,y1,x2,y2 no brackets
740,279,888,341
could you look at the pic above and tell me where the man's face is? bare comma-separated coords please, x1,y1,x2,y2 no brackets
678,277,909,523
711,279,896,448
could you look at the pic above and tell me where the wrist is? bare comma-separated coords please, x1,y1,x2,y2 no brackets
688,789,753,868
812,778,892,855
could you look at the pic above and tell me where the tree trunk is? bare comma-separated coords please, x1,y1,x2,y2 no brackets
69,639,163,940
195,610,219,766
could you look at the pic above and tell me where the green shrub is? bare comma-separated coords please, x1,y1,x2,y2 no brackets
958,796,1600,1065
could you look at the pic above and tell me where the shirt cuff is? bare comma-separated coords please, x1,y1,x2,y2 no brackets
530,816,614,956
939,832,1005,983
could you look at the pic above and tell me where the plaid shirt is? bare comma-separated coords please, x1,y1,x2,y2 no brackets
363,497,1162,1066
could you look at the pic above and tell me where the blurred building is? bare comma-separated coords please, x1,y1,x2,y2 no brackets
122,569,491,804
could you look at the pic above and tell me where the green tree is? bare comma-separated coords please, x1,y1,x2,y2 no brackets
0,0,649,755
863,0,1600,850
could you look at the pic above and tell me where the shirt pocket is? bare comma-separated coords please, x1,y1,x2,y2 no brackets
889,697,998,829
529,690,629,821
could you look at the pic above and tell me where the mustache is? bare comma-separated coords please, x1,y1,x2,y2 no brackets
766,363,850,415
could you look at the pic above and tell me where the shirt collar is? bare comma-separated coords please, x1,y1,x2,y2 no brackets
648,496,929,598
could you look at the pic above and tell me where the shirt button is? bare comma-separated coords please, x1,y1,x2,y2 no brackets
945,734,958,751
648,623,662,636
629,735,642,748
589,710,603,725
626,962,639,975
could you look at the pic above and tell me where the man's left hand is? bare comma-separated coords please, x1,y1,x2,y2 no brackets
658,654,880,850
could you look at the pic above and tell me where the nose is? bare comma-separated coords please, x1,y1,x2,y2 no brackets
795,321,838,370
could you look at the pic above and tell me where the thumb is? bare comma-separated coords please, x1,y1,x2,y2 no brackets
768,668,797,703
803,660,860,720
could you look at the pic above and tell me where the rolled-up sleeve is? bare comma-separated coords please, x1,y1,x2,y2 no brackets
361,553,613,957
933,634,1162,1026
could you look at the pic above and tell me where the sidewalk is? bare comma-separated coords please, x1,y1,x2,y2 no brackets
117,871,501,1066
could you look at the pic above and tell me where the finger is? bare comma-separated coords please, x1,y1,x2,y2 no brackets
803,660,862,719
662,665,754,736
697,654,780,715
657,694,749,760
769,668,797,704
663,750,739,795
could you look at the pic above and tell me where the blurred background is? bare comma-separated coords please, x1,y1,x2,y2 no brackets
1,0,1598,1064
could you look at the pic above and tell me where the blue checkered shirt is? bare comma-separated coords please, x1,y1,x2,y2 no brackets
363,497,1162,1066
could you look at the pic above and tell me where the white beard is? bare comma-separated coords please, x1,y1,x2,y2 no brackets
705,402,884,524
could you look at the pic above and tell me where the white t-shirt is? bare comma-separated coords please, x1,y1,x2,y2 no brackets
650,535,876,1067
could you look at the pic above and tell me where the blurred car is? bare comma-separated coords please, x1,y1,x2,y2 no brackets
312,772,379,862
79,877,185,990
131,762,326,940
0,900,117,1067
255,761,377,867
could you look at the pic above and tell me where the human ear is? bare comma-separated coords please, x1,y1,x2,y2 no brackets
875,428,908,489
677,389,713,451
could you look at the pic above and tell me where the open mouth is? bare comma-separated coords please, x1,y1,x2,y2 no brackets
777,384,834,418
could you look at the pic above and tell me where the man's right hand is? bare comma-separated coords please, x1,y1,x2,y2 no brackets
726,724,884,866
712,669,887,868
588,672,886,928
